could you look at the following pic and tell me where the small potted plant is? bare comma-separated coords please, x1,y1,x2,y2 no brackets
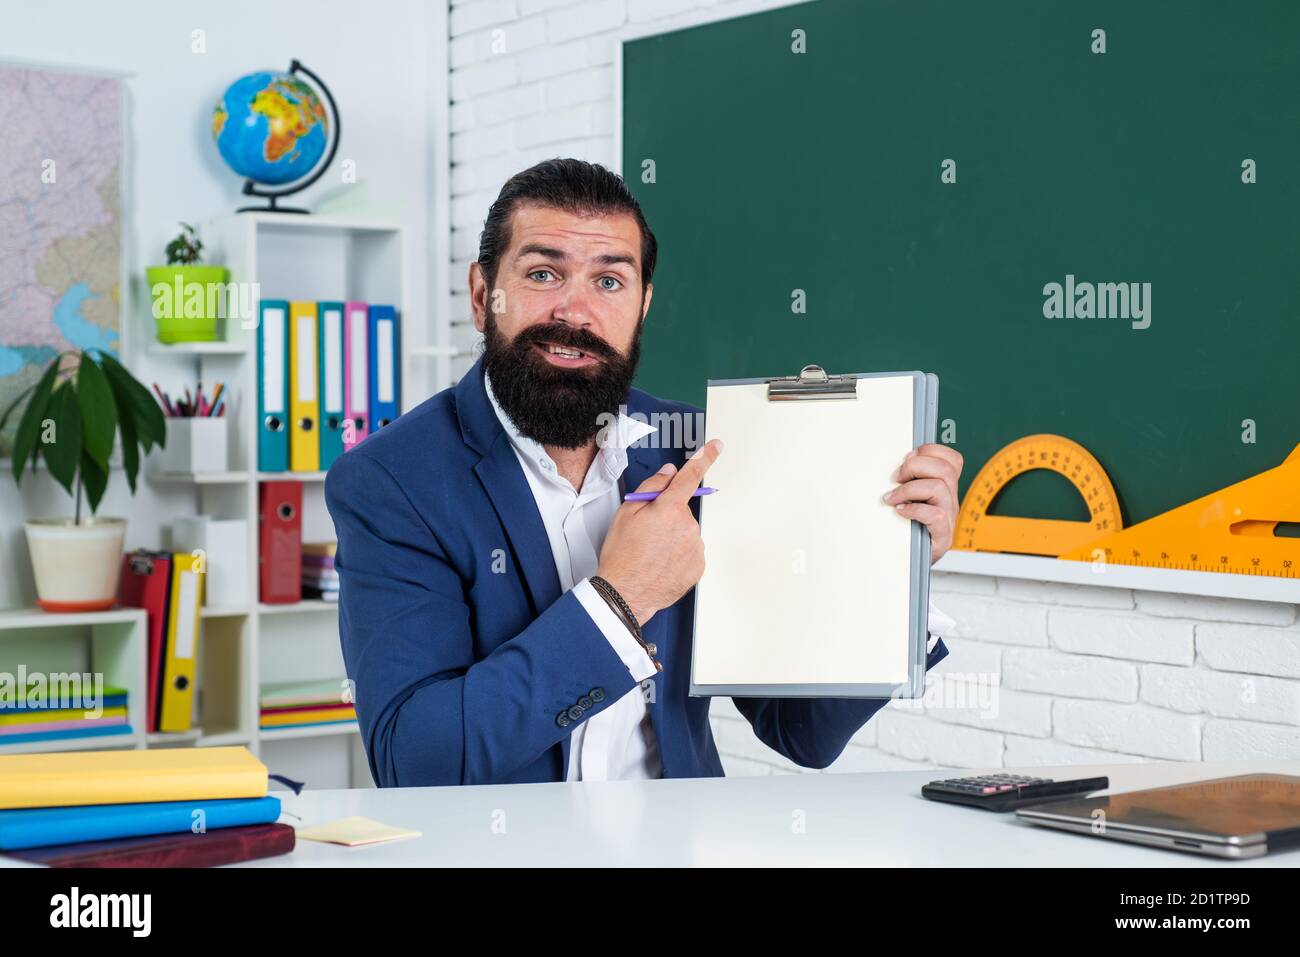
146,222,230,343
0,349,165,611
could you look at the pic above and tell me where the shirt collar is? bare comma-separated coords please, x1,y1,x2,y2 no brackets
483,372,656,487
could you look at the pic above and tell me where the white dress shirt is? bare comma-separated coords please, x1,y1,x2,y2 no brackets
484,375,957,782
485,375,662,782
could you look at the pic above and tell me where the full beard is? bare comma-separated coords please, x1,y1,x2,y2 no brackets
482,313,642,450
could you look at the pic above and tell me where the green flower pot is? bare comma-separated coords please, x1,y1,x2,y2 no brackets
147,265,230,343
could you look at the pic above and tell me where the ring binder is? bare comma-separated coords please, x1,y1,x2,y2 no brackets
767,364,858,400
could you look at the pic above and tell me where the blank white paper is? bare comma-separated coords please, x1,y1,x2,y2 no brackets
692,376,916,688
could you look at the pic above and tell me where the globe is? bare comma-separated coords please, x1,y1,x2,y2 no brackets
212,71,329,186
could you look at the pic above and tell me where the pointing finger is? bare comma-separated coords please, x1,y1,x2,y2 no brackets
655,439,723,507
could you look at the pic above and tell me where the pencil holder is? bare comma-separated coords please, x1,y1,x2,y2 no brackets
156,417,228,474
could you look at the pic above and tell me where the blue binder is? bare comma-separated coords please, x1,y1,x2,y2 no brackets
368,304,401,430
0,795,281,850
317,301,346,469
257,300,290,472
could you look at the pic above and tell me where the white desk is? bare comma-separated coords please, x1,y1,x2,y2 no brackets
243,759,1300,867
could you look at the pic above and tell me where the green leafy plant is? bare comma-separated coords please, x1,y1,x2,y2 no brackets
0,350,166,522
164,222,204,266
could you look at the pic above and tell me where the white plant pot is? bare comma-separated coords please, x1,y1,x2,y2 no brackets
25,517,127,612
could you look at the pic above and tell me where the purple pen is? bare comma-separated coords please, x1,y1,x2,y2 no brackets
624,487,718,502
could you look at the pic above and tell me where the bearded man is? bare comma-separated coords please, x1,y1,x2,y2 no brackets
325,158,962,787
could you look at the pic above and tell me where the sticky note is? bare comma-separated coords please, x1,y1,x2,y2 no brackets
295,816,421,847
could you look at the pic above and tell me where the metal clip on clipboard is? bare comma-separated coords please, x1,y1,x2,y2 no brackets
766,364,857,400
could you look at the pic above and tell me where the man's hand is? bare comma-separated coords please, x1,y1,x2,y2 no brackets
882,443,964,563
596,439,724,624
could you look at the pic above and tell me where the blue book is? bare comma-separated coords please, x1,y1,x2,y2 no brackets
260,718,357,731
0,724,133,746
0,795,281,851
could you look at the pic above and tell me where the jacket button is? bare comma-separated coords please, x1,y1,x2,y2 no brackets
577,695,593,710
589,687,606,703
566,705,584,721
556,712,571,729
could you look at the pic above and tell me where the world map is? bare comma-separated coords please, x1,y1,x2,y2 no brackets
0,64,121,454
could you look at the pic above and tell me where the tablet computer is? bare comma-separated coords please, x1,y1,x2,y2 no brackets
1016,773,1300,859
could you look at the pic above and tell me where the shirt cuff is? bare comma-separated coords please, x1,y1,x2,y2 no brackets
927,599,957,652
573,578,658,683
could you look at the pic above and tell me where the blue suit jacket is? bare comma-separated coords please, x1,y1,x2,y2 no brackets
325,357,950,787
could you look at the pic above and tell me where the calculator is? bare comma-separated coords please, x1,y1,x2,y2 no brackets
921,773,1110,812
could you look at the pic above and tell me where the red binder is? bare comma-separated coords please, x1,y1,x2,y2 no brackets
259,481,302,603
116,550,173,733
8,822,295,868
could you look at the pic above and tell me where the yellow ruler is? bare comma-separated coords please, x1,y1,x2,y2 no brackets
954,434,1121,557
956,434,1300,578
1058,443,1300,577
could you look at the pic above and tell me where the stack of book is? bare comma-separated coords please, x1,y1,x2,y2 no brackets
0,685,132,747
0,747,294,867
302,541,338,602
260,678,356,731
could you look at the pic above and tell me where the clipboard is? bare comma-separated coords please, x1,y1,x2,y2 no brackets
689,365,939,700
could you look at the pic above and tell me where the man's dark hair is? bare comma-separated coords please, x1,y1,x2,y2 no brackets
476,158,658,290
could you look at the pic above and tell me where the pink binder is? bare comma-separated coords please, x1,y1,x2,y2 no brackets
343,301,370,451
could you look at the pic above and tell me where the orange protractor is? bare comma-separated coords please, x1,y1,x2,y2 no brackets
954,434,1122,557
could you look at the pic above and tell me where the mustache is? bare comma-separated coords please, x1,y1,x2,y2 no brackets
511,323,620,362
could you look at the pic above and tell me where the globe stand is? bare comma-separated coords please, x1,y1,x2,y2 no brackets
235,60,341,215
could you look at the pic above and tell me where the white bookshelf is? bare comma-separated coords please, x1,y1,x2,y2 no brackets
8,212,452,788
0,607,147,756
197,212,409,788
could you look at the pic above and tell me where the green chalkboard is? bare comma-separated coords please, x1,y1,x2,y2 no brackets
623,0,1300,528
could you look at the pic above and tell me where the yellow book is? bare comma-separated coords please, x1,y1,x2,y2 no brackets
0,746,267,810
0,706,128,727
288,300,320,472
259,706,357,728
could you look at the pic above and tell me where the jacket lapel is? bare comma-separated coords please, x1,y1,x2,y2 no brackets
459,361,571,777
457,360,561,615
473,434,563,615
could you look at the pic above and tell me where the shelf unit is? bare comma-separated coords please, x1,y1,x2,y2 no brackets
0,608,146,756
12,212,446,787
146,212,412,788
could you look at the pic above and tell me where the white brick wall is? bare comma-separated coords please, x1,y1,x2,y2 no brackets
445,0,807,377
442,0,1300,778
796,576,1298,777
704,572,1299,776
